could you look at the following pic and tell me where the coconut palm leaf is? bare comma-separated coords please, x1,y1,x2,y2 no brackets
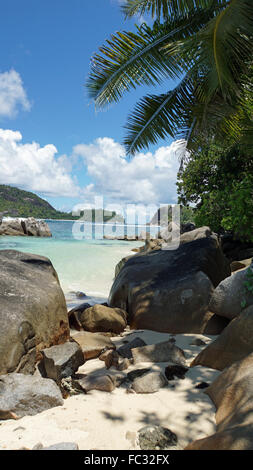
86,0,253,154
193,0,253,100
123,74,195,153
86,5,221,108
121,0,225,19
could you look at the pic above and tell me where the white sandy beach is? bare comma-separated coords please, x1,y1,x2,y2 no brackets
0,329,220,450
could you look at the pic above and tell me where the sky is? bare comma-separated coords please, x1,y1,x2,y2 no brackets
0,0,184,215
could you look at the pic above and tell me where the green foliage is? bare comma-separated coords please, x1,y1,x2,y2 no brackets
87,0,253,154
0,185,120,222
0,185,114,222
221,176,253,241
180,205,195,224
177,141,253,241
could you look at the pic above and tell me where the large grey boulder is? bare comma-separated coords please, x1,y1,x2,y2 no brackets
190,305,253,370
209,262,253,320
0,373,63,420
0,250,69,374
109,237,231,334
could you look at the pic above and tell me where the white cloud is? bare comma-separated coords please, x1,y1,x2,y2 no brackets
73,137,186,206
0,70,32,119
0,128,79,197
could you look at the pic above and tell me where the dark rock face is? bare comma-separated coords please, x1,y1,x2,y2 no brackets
68,303,92,331
117,337,147,359
109,237,231,334
0,373,63,419
0,250,69,374
138,425,178,450
40,341,85,382
165,365,189,380
221,234,253,262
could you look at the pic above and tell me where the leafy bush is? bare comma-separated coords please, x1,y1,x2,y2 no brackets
177,141,253,241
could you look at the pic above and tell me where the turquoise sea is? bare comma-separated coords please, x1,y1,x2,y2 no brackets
0,220,145,308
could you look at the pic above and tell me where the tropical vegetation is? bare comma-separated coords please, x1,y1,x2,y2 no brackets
177,140,253,241
86,0,253,155
0,185,117,222
86,0,253,241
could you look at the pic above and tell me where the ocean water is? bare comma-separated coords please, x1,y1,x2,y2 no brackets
0,220,145,307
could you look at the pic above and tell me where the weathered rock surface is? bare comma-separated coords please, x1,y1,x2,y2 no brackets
0,218,51,237
134,226,216,255
109,237,230,334
76,374,117,393
138,425,178,450
99,349,119,369
131,341,187,365
0,250,69,375
131,371,168,393
117,337,147,359
209,263,253,320
206,353,253,431
190,305,253,370
40,341,84,381
79,304,127,334
0,373,63,419
186,353,253,450
72,331,115,360
68,303,91,331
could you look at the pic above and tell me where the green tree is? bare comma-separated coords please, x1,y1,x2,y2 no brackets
86,0,253,154
177,140,253,240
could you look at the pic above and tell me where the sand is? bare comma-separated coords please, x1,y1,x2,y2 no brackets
0,329,220,450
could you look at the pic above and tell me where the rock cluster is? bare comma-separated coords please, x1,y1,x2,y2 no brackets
0,217,52,237
1,223,253,450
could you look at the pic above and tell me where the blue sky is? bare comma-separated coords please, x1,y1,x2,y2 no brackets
0,0,184,213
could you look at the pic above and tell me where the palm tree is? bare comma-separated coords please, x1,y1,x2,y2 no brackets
86,0,253,154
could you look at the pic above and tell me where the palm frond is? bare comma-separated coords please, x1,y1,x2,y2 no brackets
86,6,220,107
86,22,182,107
193,0,253,101
123,75,195,154
121,0,226,19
